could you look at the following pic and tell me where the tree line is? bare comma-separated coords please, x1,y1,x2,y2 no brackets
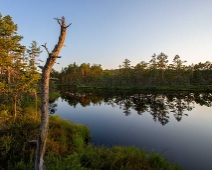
0,14,42,119
56,54,212,87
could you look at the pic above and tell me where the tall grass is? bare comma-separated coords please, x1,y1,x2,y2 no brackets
0,113,183,170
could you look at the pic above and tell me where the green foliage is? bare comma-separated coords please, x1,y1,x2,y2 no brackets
0,114,91,170
0,13,25,84
0,13,42,119
58,56,212,90
0,118,38,169
49,92,61,103
0,110,9,117
27,40,42,73
47,115,90,156
45,146,183,170
0,113,183,170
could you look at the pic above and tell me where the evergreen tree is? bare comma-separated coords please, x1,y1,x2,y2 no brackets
157,52,168,85
0,13,25,85
0,14,41,118
172,55,187,85
149,53,158,86
27,40,42,73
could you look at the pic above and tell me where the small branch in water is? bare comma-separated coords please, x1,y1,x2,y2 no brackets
159,148,170,155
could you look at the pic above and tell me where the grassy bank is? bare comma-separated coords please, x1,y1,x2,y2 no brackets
57,84,212,92
49,91,61,102
78,85,212,92
0,115,90,170
0,113,184,170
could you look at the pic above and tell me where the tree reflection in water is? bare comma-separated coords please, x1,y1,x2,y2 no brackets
57,88,212,126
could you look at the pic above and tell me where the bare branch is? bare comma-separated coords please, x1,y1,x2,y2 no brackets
66,23,72,28
41,43,50,54
38,66,44,70
51,56,62,59
54,17,61,22
54,17,63,26
55,16,72,28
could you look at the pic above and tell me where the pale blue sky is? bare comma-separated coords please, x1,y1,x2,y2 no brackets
1,0,212,71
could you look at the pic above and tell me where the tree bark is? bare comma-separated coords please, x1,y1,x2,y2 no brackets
35,16,71,170
6,67,11,85
13,93,17,120
35,90,38,119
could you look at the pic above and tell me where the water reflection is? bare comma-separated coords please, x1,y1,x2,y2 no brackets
54,88,212,170
57,88,212,125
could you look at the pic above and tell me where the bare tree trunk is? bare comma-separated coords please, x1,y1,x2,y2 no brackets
6,67,11,85
13,93,17,120
35,16,71,170
35,90,38,119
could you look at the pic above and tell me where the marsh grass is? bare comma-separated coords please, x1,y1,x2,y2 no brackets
0,113,183,170
75,84,212,92
49,92,61,103
44,145,184,170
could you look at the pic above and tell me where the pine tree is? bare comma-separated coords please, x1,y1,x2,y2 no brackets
0,14,41,119
0,14,26,84
27,40,43,73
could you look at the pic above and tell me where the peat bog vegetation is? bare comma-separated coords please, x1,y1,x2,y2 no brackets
0,13,212,170
0,114,183,170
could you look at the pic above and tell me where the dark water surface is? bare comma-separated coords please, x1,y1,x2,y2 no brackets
53,89,212,170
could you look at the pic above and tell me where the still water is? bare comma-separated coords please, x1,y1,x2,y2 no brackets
52,89,212,170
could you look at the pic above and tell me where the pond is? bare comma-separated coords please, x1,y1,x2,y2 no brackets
52,88,212,170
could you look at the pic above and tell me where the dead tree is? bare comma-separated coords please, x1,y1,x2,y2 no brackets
34,16,71,170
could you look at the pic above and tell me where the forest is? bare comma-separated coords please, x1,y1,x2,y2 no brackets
55,55,212,89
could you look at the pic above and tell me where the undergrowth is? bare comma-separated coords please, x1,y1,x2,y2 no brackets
0,113,184,170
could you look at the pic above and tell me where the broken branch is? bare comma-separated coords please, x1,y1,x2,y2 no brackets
41,43,50,55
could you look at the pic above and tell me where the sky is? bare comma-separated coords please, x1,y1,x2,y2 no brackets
1,0,212,71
